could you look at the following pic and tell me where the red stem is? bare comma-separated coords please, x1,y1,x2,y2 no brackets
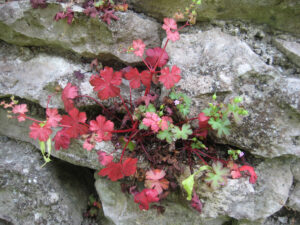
130,87,132,110
119,130,139,162
191,149,208,165
141,56,152,71
119,95,133,123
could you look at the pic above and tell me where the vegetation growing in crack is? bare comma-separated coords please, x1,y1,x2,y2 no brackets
1,0,257,214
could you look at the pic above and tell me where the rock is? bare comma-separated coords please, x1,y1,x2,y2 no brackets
0,42,145,110
287,183,300,212
0,107,115,170
94,176,230,225
274,39,300,67
128,0,300,35
164,28,300,158
291,158,300,182
0,0,161,64
0,136,91,225
197,157,293,221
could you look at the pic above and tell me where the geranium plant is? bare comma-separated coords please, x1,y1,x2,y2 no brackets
1,0,257,213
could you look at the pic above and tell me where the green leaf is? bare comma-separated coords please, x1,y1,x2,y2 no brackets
172,124,193,140
212,93,217,100
146,104,156,113
139,123,148,130
182,173,195,200
204,161,230,189
157,129,174,144
94,0,104,7
39,141,45,155
197,0,202,5
208,118,231,137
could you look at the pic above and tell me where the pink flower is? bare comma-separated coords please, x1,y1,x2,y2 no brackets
132,39,145,57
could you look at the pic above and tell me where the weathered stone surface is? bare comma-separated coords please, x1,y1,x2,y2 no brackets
94,176,230,225
129,0,300,35
274,39,300,67
0,42,145,109
0,107,115,170
291,158,300,182
0,136,91,225
0,0,161,64
196,157,293,221
287,183,300,212
164,28,300,158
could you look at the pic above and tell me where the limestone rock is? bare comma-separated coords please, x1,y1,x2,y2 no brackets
164,28,300,158
0,42,144,109
0,0,161,64
0,136,91,225
198,157,293,221
94,176,230,225
128,0,300,35
287,182,300,212
274,39,300,67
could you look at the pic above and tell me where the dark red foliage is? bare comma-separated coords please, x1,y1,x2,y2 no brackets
29,122,52,142
124,68,152,89
196,112,210,138
73,70,85,80
30,0,47,9
90,67,122,100
84,7,99,18
61,83,78,112
191,192,202,213
98,158,138,181
60,108,88,138
145,47,169,68
53,129,71,150
54,8,74,25
101,9,119,25
134,189,159,210
239,165,257,184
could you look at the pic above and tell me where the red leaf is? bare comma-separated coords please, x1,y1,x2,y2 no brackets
90,67,122,100
166,30,180,42
97,151,113,166
142,112,161,133
12,104,28,114
122,158,138,176
54,8,74,25
191,192,202,213
134,189,159,210
239,165,257,184
140,71,152,88
101,9,119,25
89,115,114,142
145,169,169,194
30,0,47,9
159,65,181,89
46,108,62,128
98,162,124,181
53,129,70,150
84,7,99,18
83,138,95,151
61,83,78,112
98,157,137,181
162,18,177,31
145,47,169,68
197,112,210,138
146,169,166,180
60,108,88,138
29,123,52,142
125,68,142,89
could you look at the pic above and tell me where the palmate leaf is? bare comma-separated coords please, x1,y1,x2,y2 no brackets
204,161,230,189
157,128,173,143
172,124,193,140
208,117,230,137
